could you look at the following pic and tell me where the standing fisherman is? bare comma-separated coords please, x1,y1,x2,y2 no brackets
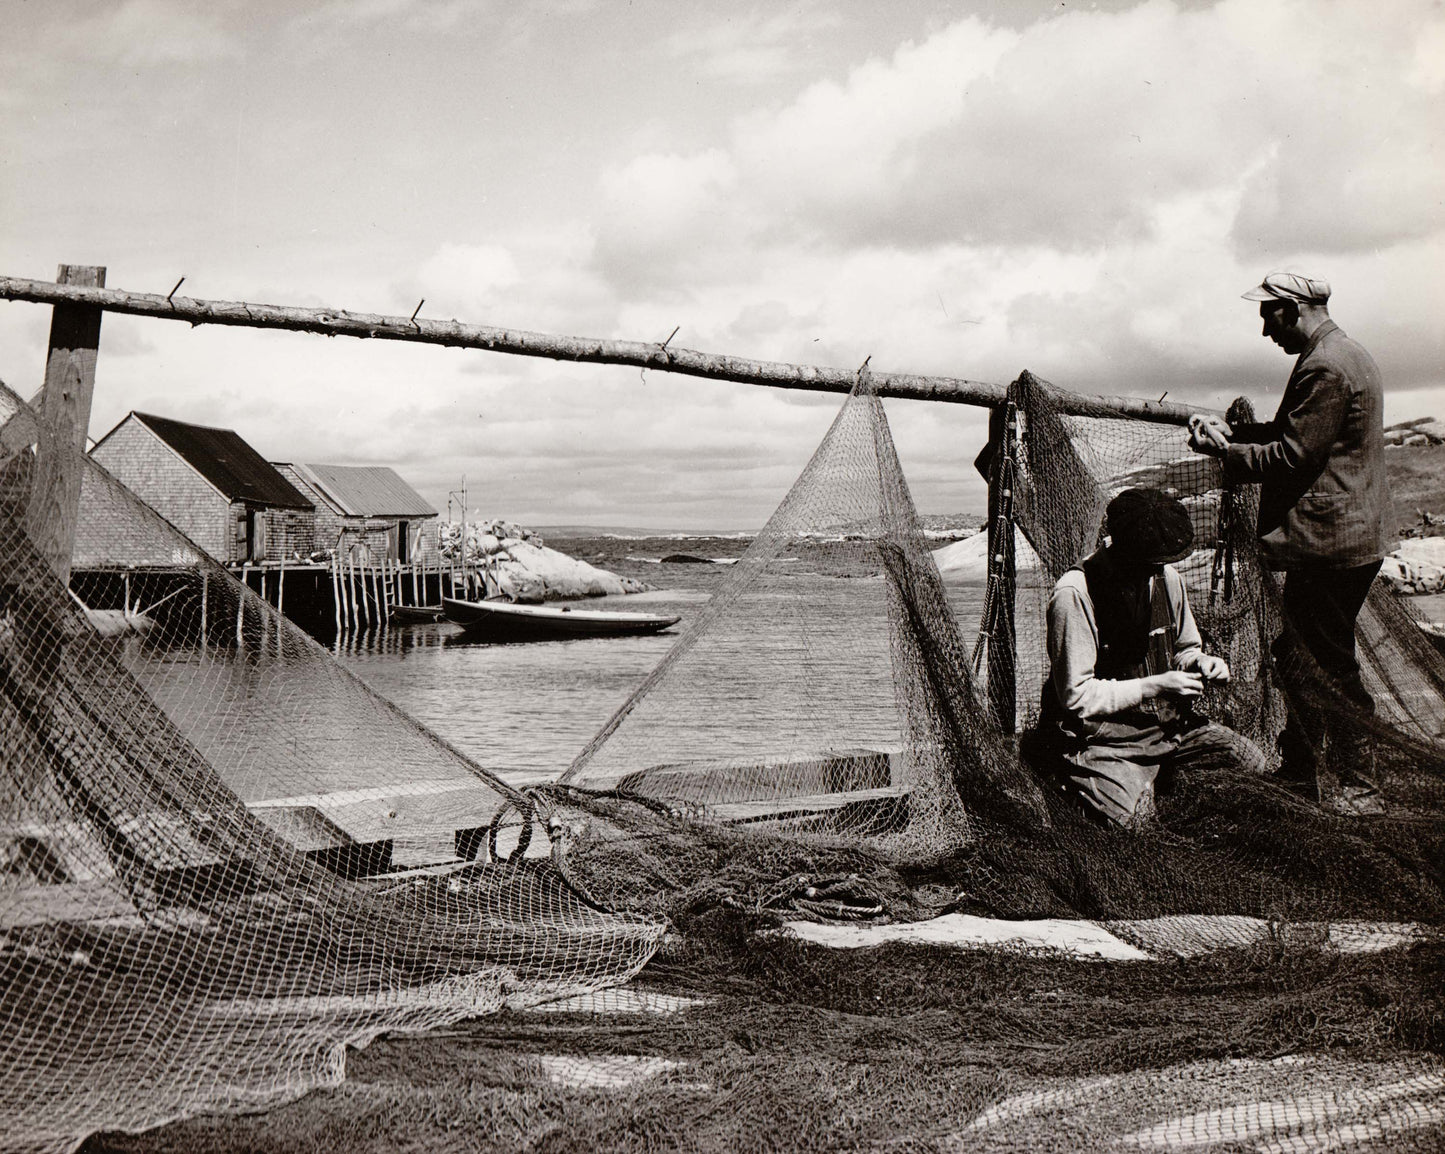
1188,273,1392,813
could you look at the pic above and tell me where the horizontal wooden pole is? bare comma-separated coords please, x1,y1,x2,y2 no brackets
0,275,1208,425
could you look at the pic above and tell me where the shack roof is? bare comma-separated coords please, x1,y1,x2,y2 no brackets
97,412,312,510
289,463,438,519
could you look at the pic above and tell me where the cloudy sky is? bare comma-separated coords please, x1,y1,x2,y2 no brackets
3,0,1442,529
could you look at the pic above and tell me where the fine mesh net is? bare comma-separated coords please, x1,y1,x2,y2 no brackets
551,375,1445,924
7,363,1445,1152
555,375,1044,854
0,383,664,1154
534,371,1444,1149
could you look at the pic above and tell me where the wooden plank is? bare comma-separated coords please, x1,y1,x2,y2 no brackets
0,275,1214,425
709,785,909,824
615,748,894,804
25,265,105,583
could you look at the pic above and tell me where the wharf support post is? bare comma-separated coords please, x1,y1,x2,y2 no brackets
974,382,1021,735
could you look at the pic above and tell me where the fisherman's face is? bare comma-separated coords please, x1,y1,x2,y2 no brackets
1260,302,1305,354
1106,548,1166,581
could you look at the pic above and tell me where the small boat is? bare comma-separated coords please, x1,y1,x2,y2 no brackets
390,604,448,624
442,597,681,640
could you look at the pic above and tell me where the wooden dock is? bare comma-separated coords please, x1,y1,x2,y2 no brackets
68,556,498,643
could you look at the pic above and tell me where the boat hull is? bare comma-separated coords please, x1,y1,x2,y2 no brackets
442,597,680,640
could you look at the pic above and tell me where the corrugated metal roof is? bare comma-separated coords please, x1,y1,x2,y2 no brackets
128,413,313,510
294,463,437,518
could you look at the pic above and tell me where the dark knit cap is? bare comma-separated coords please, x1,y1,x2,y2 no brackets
1105,488,1195,564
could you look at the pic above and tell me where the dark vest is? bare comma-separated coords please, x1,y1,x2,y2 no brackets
1039,554,1180,745
1080,553,1174,683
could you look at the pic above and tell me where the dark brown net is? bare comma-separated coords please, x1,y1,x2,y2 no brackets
0,385,664,1154
7,366,1445,1152
531,371,1445,1150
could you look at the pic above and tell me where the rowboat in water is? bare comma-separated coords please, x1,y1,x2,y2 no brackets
442,597,681,640
389,604,448,624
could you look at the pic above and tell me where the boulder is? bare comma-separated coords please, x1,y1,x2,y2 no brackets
932,529,1039,579
495,541,651,602
1380,537,1445,596
439,518,650,601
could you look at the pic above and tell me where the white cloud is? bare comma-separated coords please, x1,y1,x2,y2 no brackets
661,7,842,84
8,0,1443,529
595,0,1444,263
58,0,242,66
583,0,1444,409
286,0,498,36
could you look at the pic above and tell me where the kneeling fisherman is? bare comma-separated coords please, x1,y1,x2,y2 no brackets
1028,488,1267,826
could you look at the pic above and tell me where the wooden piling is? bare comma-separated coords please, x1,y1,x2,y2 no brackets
200,570,208,651
344,550,354,630
26,265,105,585
276,555,286,655
236,565,247,647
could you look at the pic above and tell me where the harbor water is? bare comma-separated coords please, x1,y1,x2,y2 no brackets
333,534,992,788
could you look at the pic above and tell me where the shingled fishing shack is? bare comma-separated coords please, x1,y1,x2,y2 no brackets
89,411,314,563
274,462,438,566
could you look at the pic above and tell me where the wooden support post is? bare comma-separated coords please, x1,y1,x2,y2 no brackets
342,550,352,630
26,265,105,584
976,390,1020,735
276,555,286,656
200,570,209,650
331,552,342,634
236,564,247,646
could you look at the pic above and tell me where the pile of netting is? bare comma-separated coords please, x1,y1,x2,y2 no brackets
0,382,665,1154
5,360,1445,1152
524,371,1445,1149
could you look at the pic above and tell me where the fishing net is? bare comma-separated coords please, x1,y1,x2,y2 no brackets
7,355,1445,1153
0,383,665,1154
535,370,1445,1150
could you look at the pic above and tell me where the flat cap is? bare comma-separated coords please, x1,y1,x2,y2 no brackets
1105,488,1195,565
1242,272,1331,306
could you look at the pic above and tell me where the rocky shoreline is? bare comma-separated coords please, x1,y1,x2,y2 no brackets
437,519,651,602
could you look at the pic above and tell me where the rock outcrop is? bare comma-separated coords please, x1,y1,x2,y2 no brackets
437,519,649,602
1380,537,1445,596
1384,417,1445,447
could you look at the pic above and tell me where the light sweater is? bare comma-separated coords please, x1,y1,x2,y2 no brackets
1046,562,1204,724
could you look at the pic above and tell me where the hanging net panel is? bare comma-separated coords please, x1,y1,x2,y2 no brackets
535,371,1445,1150
4,361,1445,1153
0,383,664,1154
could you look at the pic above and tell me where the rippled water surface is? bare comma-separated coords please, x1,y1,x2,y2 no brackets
333,537,991,786
122,536,993,798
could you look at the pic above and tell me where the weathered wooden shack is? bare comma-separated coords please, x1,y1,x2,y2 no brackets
89,411,314,563
275,462,439,565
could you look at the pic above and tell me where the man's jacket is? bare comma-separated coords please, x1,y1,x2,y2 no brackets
1223,320,1391,568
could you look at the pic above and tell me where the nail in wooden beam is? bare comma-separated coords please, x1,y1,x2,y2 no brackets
26,265,105,583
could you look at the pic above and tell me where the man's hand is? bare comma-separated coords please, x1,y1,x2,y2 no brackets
1188,414,1231,456
1144,670,1204,699
1195,654,1230,683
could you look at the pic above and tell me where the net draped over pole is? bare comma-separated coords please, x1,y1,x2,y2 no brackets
0,381,664,1154
2,268,1445,1150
